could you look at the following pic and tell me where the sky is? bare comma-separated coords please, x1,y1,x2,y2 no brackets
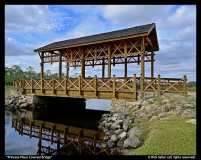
5,5,196,82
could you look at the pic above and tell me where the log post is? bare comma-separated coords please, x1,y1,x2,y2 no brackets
52,77,55,95
41,78,43,94
94,75,97,97
133,74,136,101
79,76,81,96
31,77,33,93
21,78,25,93
64,77,67,95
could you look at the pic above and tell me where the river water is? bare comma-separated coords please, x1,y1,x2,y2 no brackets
4,99,111,156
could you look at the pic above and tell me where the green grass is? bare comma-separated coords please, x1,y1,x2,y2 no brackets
131,115,196,155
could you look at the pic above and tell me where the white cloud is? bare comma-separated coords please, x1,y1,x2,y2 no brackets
174,25,196,41
160,5,196,29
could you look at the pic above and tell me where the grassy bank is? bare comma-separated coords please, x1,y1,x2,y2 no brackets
132,115,196,155
131,89,196,155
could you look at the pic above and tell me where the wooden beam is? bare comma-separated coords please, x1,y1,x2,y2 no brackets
124,58,127,78
102,58,105,78
80,48,85,78
108,44,111,78
66,62,69,78
40,52,44,79
151,50,154,78
141,37,145,76
34,33,148,52
124,42,127,58
59,51,62,79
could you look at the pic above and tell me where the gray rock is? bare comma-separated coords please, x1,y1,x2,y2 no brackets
111,134,118,142
107,139,116,148
123,137,141,148
117,137,126,147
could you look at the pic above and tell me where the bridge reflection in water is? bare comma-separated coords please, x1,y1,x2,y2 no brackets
12,116,123,155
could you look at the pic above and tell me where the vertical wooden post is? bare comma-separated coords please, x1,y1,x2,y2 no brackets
94,75,97,97
124,42,128,82
140,74,144,99
40,52,44,79
113,56,115,66
141,37,145,76
113,75,116,98
30,122,33,138
52,77,55,95
66,62,69,78
79,76,81,96
133,74,136,101
102,58,105,78
158,75,161,96
41,78,43,94
124,58,127,82
31,78,33,93
81,48,85,79
21,79,25,93
64,77,67,95
108,44,111,78
183,75,187,96
151,50,154,78
58,51,62,79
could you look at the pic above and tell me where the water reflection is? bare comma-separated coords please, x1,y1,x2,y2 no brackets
5,99,118,156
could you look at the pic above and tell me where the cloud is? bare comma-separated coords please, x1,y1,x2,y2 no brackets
174,25,196,41
5,37,35,56
101,5,173,27
163,5,196,29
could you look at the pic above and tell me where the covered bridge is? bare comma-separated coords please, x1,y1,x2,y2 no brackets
14,23,187,101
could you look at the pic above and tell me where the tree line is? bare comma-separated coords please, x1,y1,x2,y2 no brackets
5,65,65,86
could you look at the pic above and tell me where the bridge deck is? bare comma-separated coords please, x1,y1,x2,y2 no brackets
14,75,187,101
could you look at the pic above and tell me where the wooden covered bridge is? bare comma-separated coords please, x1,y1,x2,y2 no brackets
14,23,187,101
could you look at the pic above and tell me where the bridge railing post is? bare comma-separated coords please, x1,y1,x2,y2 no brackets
94,75,97,97
41,78,43,94
79,76,81,96
31,77,33,93
52,77,55,95
64,77,67,95
21,78,25,93
133,74,136,101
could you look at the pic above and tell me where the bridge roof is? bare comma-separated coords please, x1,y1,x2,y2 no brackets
34,23,159,52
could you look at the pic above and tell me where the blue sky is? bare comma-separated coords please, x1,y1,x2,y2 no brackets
5,5,196,82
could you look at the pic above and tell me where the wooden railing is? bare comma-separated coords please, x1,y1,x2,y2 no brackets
13,74,187,101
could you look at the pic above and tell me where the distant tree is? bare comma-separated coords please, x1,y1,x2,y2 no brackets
45,69,52,78
26,66,35,79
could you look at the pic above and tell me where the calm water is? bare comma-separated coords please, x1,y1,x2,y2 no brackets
5,99,111,156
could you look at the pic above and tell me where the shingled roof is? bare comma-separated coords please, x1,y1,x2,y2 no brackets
34,23,156,52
